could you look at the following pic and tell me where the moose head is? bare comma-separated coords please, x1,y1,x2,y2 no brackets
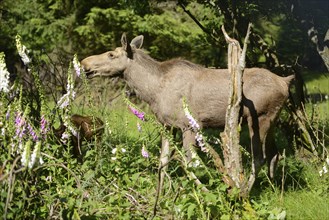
82,34,143,78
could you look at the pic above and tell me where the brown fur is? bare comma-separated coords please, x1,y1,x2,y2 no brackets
81,34,294,189
53,114,104,161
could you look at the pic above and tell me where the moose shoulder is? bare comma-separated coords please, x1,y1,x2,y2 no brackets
81,34,294,190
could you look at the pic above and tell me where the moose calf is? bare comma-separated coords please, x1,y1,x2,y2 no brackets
54,114,104,161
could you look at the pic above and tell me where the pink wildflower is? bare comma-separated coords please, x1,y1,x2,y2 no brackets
141,146,149,158
128,106,145,121
15,112,26,139
27,123,38,141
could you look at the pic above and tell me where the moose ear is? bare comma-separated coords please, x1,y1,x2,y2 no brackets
130,35,144,49
121,33,133,58
121,33,128,49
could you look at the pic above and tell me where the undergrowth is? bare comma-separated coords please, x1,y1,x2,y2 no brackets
0,37,328,219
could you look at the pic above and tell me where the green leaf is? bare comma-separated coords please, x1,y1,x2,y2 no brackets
187,203,197,219
220,214,231,220
72,209,81,220
204,192,217,204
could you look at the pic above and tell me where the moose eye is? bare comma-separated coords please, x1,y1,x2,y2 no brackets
108,53,115,59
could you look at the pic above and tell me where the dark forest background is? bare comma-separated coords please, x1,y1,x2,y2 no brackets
1,0,328,73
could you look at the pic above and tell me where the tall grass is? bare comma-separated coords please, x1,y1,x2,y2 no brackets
0,39,328,219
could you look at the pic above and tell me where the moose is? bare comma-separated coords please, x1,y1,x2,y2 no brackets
81,34,294,191
54,114,104,161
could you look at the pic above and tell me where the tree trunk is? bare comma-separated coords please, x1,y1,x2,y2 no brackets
220,24,252,194
308,27,329,71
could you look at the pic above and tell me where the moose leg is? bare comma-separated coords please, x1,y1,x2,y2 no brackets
263,120,279,179
248,114,271,191
247,114,279,191
182,129,196,164
257,113,281,179
247,115,266,191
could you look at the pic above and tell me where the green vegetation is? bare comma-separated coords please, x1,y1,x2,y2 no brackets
0,0,328,219
0,48,328,218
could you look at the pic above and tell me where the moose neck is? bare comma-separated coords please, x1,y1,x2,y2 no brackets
124,50,163,105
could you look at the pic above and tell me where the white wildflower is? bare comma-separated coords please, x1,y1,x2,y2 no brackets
121,148,126,153
323,165,328,174
73,54,81,77
57,72,75,109
45,176,52,182
137,122,142,132
28,141,41,168
191,159,201,168
111,157,117,161
39,156,44,165
112,148,117,154
326,157,329,166
29,146,37,168
57,90,75,109
61,132,70,142
21,140,32,167
66,124,78,137
21,147,28,167
189,150,201,168
319,170,323,177
18,141,24,151
196,132,208,152
0,52,10,93
57,93,70,109
15,35,31,65
106,120,112,134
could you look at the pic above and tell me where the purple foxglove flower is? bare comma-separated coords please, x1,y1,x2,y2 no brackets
15,112,26,139
15,112,23,126
183,103,200,131
128,106,145,121
40,115,48,136
141,146,149,158
27,123,38,141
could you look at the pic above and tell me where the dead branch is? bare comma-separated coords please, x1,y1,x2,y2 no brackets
220,23,252,194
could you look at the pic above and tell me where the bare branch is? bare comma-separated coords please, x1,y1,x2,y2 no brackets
220,24,252,195
239,23,252,70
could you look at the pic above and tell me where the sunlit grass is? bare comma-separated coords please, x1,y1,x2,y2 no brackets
303,71,329,122
260,160,329,220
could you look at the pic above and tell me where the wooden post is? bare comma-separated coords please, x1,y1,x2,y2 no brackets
220,24,252,194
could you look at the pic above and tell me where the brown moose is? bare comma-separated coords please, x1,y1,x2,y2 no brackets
54,114,104,161
81,34,294,191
